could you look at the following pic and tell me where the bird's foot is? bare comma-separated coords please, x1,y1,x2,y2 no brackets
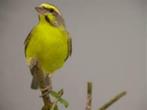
40,86,52,97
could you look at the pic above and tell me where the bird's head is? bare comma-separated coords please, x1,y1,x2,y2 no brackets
35,3,65,27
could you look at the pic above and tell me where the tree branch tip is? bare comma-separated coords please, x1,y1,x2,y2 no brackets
98,91,127,110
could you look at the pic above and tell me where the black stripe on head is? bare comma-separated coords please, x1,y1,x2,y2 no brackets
42,7,55,13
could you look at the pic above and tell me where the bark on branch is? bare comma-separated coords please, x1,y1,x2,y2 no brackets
31,61,52,110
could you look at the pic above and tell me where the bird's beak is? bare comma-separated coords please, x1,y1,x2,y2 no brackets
35,6,48,15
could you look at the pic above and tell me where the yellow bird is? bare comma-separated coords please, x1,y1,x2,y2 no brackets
24,3,72,89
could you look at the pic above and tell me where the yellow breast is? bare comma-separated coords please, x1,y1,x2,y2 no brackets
25,23,68,74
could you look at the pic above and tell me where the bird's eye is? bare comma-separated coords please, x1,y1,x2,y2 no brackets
49,9,54,13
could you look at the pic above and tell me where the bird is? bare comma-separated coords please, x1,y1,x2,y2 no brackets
24,3,72,89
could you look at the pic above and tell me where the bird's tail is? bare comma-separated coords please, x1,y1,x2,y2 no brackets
29,58,51,89
31,74,51,90
31,74,39,89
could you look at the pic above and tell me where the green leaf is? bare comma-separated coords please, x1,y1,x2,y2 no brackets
58,97,69,108
50,90,69,108
51,104,58,110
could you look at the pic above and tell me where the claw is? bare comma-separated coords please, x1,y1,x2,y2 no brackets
40,86,52,97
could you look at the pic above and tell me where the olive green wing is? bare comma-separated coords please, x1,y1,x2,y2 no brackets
24,31,39,89
68,37,72,56
24,31,32,57
64,32,72,61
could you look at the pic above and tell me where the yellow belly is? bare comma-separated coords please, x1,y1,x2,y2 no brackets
25,24,68,74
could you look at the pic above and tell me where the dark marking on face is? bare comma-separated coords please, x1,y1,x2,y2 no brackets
45,15,50,23
45,15,56,27
44,8,65,27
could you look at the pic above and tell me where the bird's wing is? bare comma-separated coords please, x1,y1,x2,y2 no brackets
64,32,72,61
24,31,32,56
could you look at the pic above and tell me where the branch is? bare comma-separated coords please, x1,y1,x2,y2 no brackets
31,61,52,110
86,82,92,110
98,91,127,110
30,61,126,110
